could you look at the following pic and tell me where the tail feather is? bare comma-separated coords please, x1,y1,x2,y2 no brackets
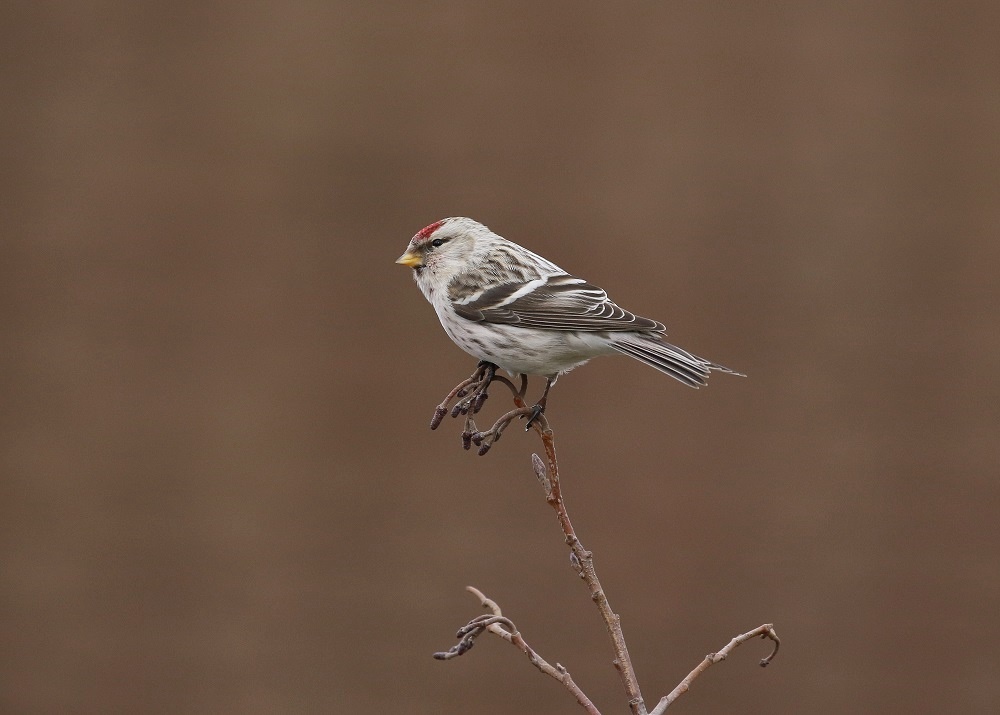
611,338,744,389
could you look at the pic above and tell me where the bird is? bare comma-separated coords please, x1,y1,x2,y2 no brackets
396,217,741,419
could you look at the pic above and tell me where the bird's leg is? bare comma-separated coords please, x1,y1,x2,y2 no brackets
524,377,553,430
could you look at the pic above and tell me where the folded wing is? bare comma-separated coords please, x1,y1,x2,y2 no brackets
451,273,665,333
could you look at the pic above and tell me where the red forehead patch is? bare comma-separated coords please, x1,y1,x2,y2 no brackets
416,219,445,241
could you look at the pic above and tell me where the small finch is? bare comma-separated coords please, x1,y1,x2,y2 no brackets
396,217,741,416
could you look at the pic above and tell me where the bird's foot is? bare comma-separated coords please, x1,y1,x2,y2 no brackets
523,402,546,431
522,380,551,431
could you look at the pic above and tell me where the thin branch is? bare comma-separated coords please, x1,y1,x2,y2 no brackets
466,405,537,455
432,365,536,455
431,371,645,713
430,362,494,430
434,586,601,715
524,417,647,715
430,369,778,715
649,624,781,714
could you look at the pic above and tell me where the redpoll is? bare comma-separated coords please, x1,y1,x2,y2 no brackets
396,217,741,415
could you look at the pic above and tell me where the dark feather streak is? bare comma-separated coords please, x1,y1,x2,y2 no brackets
452,273,664,333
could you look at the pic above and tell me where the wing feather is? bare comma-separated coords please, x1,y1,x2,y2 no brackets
451,273,665,333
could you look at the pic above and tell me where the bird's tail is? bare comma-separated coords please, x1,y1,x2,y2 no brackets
610,337,744,388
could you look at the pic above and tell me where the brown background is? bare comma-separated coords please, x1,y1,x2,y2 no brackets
3,3,998,713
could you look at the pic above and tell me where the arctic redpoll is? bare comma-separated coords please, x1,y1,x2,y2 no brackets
396,217,741,416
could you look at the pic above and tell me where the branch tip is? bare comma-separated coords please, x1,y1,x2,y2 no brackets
437,586,601,714
759,625,780,667
652,623,780,713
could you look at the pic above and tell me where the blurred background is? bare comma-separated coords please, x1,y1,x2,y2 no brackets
2,2,998,713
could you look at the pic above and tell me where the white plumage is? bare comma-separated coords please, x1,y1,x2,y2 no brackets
396,217,741,392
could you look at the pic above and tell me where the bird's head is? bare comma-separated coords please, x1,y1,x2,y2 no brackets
395,217,489,282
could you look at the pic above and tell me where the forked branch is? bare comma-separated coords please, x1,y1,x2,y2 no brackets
433,586,600,715
650,624,780,713
430,368,778,714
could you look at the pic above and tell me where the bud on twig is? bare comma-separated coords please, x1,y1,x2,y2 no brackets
532,453,552,496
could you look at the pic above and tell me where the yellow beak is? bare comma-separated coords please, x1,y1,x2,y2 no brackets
395,250,423,268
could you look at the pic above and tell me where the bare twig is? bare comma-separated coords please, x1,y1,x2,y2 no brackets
649,624,780,714
467,405,537,455
434,586,601,715
431,372,644,712
430,368,778,714
430,362,492,429
525,413,647,715
432,367,536,453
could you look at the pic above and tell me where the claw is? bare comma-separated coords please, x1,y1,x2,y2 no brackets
524,403,545,430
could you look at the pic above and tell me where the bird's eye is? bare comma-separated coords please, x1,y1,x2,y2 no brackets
430,237,447,248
